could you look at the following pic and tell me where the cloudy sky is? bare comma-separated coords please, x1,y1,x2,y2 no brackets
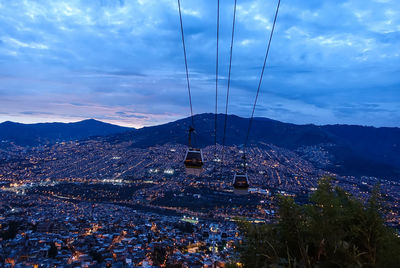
0,0,399,127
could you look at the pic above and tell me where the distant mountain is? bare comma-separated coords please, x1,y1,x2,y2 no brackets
2,114,399,179
0,119,131,146
107,113,400,179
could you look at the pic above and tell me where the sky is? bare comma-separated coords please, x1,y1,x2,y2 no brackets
0,0,399,128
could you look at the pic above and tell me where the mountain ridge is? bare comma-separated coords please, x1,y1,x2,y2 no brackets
0,119,132,146
104,113,400,179
1,114,399,179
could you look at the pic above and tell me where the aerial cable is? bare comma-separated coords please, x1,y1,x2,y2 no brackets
214,0,220,162
177,0,195,129
243,0,281,161
221,0,238,165
178,0,206,175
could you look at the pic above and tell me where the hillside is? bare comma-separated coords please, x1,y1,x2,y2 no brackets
107,113,400,179
1,114,399,179
0,119,131,146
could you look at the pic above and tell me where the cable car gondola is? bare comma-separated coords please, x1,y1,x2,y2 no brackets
233,172,249,195
184,127,204,176
184,148,204,176
177,0,280,182
232,155,249,194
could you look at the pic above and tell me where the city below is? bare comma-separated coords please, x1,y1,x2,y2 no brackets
1,120,399,267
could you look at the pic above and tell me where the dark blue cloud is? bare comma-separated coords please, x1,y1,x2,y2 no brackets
0,0,399,127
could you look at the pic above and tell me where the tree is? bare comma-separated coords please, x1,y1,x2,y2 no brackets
48,242,58,258
1,221,20,240
151,244,168,266
174,222,194,233
234,177,400,267
89,249,104,263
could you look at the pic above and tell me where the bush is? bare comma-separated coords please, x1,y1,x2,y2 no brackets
234,177,400,267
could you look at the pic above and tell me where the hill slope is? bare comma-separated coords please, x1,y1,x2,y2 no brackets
1,114,399,179
0,119,131,146
108,113,400,179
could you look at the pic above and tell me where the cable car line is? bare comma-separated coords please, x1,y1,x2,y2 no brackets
214,0,220,164
177,0,280,181
221,0,238,167
243,0,281,152
178,0,204,176
234,0,281,193
177,0,194,128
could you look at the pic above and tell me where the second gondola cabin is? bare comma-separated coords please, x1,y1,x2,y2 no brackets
184,148,204,176
233,172,249,195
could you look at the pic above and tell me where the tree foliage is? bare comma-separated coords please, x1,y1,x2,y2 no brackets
89,249,104,263
234,177,400,267
48,242,58,258
0,221,20,240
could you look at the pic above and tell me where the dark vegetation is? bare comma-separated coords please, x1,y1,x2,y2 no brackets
0,221,38,241
28,182,150,202
232,177,400,267
151,186,262,212
89,249,104,264
0,221,21,240
26,183,183,217
151,243,175,266
174,221,195,233
48,242,58,258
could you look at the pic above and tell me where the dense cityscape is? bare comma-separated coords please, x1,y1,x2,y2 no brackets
1,138,399,266
1,0,400,265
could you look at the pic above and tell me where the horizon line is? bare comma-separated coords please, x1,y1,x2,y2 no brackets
1,113,399,129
